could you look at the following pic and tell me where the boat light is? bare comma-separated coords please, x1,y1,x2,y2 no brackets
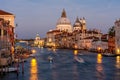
32,49,36,54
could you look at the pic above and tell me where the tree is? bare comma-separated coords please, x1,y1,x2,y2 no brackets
108,26,115,37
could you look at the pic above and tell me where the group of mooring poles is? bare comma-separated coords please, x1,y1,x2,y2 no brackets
0,58,25,76
15,58,25,76
0,65,9,75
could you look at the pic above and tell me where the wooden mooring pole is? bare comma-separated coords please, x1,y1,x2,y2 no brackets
22,59,24,74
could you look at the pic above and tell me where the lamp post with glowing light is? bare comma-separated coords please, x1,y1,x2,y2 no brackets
117,48,120,54
97,47,102,53
74,45,78,49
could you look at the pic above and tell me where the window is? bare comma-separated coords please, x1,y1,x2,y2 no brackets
4,30,7,35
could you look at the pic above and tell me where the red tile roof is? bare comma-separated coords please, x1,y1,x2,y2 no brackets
0,10,13,15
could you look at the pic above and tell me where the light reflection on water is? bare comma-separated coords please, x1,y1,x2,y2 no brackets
73,63,79,80
51,69,58,80
73,50,78,56
96,53,105,80
30,58,38,80
97,53,102,64
115,56,120,80
116,56,120,69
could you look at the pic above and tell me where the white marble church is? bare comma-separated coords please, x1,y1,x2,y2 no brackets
56,9,72,33
46,9,103,50
34,34,44,47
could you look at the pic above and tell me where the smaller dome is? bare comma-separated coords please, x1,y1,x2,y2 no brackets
57,17,71,25
73,17,82,27
35,34,40,40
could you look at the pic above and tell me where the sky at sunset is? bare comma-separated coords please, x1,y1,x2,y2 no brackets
0,0,120,39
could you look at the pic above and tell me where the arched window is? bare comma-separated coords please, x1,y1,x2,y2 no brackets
4,30,7,35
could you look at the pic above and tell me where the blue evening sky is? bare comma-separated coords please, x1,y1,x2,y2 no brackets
0,0,120,39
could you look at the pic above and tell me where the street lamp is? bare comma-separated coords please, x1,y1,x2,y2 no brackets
97,47,101,53
117,48,120,54
74,45,78,49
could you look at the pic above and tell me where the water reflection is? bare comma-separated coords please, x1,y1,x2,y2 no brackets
30,58,38,80
73,50,78,56
115,56,120,80
116,56,120,69
52,48,57,53
47,48,52,51
97,53,102,64
39,47,44,53
96,53,105,80
114,70,120,80
51,70,58,80
73,64,79,80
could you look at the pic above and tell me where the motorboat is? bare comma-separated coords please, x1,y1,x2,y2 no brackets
78,53,83,56
102,52,116,57
0,67,18,72
7,67,18,72
74,56,85,63
48,56,53,63
29,53,36,57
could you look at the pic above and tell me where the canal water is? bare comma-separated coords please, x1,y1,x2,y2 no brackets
1,47,120,80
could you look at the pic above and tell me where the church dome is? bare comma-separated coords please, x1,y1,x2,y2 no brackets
56,9,71,25
57,17,71,25
56,9,72,32
73,17,81,27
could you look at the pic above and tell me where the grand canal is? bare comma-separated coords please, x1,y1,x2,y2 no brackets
1,47,120,80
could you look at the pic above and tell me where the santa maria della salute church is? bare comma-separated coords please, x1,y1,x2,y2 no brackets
46,9,106,50
56,9,86,33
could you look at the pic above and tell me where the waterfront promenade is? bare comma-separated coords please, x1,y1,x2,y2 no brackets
0,47,120,80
